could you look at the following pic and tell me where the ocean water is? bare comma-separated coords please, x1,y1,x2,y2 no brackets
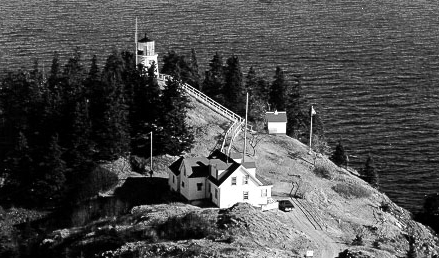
1,0,438,212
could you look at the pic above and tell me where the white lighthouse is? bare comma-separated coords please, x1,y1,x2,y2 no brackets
136,33,159,76
135,18,159,76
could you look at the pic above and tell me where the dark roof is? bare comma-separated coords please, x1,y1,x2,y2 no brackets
189,166,209,178
229,152,242,159
256,175,272,186
138,34,154,43
209,162,241,187
208,149,235,163
266,111,287,122
242,161,256,169
169,157,184,176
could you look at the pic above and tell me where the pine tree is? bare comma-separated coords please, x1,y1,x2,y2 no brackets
189,48,202,90
2,132,34,206
286,75,309,139
331,141,348,168
156,76,194,155
361,155,379,189
203,52,225,104
130,64,162,157
224,55,245,116
256,77,270,105
245,67,266,129
93,51,130,160
48,52,61,92
34,134,66,206
270,67,287,111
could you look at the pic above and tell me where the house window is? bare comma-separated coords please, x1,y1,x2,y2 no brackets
261,189,267,197
182,181,185,187
231,177,237,185
208,183,211,191
215,189,218,199
197,183,203,191
243,191,249,200
243,175,249,185
173,175,175,183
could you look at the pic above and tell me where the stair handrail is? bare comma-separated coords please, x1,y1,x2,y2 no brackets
220,119,239,153
158,74,253,133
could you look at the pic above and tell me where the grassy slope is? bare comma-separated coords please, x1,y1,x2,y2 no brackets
40,96,439,258
185,96,439,257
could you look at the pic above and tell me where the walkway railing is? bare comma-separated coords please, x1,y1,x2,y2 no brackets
158,73,252,153
158,74,252,127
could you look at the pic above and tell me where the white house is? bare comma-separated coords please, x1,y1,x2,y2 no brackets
266,111,287,135
168,150,274,209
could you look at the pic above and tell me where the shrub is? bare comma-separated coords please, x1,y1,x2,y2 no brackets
332,183,371,199
157,212,220,240
351,234,364,245
331,141,348,168
313,164,333,180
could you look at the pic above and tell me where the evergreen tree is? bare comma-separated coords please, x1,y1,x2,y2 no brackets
156,76,194,155
256,77,270,105
34,134,66,206
203,52,225,104
161,50,181,77
331,141,348,168
285,75,310,139
65,100,95,179
2,132,34,206
245,67,267,129
62,48,85,101
189,48,202,90
361,155,379,189
270,66,287,111
48,52,62,92
245,66,258,95
94,51,130,160
224,55,245,116
161,50,201,89
130,64,162,157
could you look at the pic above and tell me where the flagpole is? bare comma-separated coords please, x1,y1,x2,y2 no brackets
242,93,249,164
309,105,313,154
135,17,138,67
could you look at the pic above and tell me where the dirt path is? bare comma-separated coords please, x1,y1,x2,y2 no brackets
287,203,341,258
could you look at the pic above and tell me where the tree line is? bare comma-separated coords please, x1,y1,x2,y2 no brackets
0,48,326,208
0,49,193,208
161,50,326,146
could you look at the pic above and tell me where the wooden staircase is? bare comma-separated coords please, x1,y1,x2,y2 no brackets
158,74,250,153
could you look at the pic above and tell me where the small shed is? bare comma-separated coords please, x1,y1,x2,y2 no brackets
266,111,287,135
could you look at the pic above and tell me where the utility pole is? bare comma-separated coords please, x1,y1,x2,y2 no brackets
242,93,249,163
149,131,153,177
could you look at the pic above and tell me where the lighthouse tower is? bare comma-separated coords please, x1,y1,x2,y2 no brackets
136,34,159,76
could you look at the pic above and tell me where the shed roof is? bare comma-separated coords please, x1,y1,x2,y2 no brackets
266,111,287,122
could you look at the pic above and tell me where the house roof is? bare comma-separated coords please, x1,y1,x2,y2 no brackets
189,166,209,178
229,152,242,159
266,111,287,123
208,149,235,163
256,175,273,186
242,161,256,169
169,157,184,176
208,162,241,187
